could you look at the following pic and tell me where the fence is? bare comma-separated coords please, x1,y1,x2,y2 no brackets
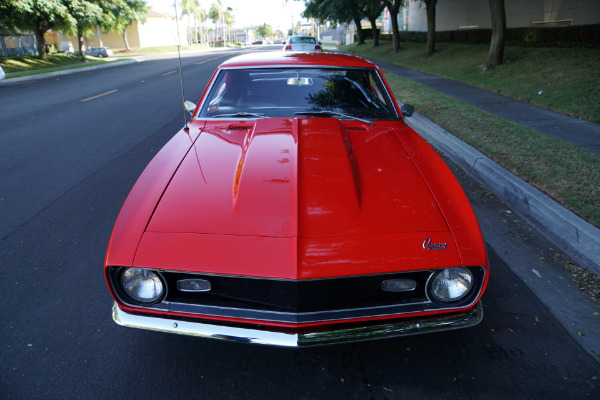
0,33,38,57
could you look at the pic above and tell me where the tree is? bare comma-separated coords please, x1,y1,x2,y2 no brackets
209,0,225,44
364,0,385,47
0,0,71,60
63,0,104,60
291,21,302,36
181,0,207,45
223,6,233,43
384,0,403,52
486,0,506,69
303,0,366,45
193,5,207,44
256,23,273,40
423,0,437,56
181,0,199,44
101,0,148,51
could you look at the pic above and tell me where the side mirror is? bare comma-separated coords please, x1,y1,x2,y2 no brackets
400,103,414,118
184,101,197,116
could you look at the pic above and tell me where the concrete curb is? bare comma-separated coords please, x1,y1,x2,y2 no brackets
0,58,139,85
405,112,600,275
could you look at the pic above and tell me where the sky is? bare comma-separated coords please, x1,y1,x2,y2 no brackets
146,0,308,31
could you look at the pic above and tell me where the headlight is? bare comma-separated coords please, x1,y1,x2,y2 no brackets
120,268,165,304
429,268,474,303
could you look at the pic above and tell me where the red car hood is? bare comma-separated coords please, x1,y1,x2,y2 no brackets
134,118,461,278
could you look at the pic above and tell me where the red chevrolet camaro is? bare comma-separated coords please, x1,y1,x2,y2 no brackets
104,52,488,346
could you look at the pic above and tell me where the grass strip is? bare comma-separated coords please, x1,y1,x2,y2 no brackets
384,72,600,228
4,59,127,78
1,53,127,78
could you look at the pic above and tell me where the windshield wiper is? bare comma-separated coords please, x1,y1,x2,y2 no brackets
213,112,266,118
295,110,374,126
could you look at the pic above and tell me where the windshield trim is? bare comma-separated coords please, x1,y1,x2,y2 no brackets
193,65,400,121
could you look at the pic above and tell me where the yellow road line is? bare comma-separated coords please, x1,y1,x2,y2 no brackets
162,70,177,76
194,55,228,65
81,89,118,102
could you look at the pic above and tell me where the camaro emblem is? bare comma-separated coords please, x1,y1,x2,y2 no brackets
423,238,447,250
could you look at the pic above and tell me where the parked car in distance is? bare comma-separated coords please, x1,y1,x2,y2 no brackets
284,35,322,52
105,52,489,347
85,47,113,57
0,65,5,80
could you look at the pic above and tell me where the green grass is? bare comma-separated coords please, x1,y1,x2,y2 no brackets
383,72,600,228
0,53,85,73
344,41,600,123
0,53,125,78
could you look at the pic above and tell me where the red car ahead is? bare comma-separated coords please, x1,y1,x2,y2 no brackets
105,52,488,346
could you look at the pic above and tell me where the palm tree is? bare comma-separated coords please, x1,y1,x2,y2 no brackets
195,8,207,44
181,0,197,44
223,7,234,44
209,1,224,45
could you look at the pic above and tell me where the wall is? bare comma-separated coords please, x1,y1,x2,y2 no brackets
406,0,600,32
137,15,186,48
45,9,189,52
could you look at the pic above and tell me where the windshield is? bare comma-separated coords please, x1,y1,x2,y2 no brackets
290,37,316,44
197,67,399,121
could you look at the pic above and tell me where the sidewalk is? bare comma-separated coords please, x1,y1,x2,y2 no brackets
358,55,600,275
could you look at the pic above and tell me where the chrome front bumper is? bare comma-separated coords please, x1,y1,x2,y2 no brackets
112,302,483,347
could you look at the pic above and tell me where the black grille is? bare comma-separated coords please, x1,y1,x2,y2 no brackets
163,271,431,313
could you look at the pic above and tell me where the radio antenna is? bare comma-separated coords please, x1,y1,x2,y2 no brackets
173,0,189,131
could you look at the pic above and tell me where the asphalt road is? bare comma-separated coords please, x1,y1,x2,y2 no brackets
1,46,598,399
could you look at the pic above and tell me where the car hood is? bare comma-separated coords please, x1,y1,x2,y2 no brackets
147,118,448,237
135,118,460,278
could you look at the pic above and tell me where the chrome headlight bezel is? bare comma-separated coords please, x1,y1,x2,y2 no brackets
428,267,475,304
113,267,167,306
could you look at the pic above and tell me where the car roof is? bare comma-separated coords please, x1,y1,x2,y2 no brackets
218,52,376,69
